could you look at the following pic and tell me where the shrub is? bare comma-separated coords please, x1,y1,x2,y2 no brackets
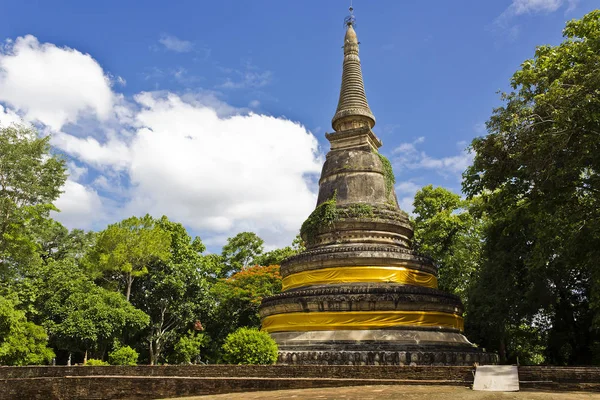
85,358,109,366
170,332,209,364
108,345,138,366
221,327,278,365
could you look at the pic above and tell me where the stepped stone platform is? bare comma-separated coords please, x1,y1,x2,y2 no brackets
259,8,495,366
1,365,599,399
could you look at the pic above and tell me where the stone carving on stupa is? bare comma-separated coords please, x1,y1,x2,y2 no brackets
259,7,497,366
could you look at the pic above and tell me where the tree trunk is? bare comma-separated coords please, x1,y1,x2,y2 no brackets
126,274,133,302
67,352,72,366
149,340,154,365
499,337,507,363
84,349,88,365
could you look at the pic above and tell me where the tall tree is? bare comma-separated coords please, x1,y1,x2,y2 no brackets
220,232,264,276
207,265,281,350
412,185,483,302
0,125,66,279
86,215,171,301
130,216,211,365
33,259,149,364
35,220,95,264
463,11,600,364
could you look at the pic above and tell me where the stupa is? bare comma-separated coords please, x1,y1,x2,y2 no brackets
259,8,497,366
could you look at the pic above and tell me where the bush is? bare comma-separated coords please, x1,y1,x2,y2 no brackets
170,331,209,364
108,345,138,366
85,358,109,366
221,327,278,365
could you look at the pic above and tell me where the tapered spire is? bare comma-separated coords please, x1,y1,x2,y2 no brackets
332,7,376,132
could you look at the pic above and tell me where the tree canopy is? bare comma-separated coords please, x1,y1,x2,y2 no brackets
0,125,67,279
463,11,600,364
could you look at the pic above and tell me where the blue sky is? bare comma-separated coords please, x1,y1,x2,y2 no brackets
0,0,597,251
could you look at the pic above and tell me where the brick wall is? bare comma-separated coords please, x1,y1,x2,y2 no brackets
1,365,598,400
0,365,475,380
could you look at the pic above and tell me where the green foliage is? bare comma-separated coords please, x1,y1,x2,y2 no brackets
85,359,109,366
463,10,600,364
254,246,299,266
375,152,395,199
300,191,338,245
342,203,375,219
0,125,67,280
221,232,265,276
170,331,209,364
412,185,482,301
207,265,282,352
0,296,54,365
221,327,278,365
130,216,211,365
48,281,149,357
86,214,171,301
108,345,139,365
36,220,95,265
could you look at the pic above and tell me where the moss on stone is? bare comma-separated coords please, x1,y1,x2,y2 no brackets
343,203,375,219
300,191,338,244
375,152,395,198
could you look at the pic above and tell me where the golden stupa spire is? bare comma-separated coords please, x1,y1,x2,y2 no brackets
331,6,376,132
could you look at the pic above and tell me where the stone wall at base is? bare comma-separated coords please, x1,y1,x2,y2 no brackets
0,365,475,380
1,365,599,400
0,376,401,400
277,350,498,366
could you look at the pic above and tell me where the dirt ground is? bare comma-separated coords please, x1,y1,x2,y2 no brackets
171,385,600,400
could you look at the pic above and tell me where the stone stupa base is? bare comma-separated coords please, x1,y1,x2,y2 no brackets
272,329,497,366
277,349,497,366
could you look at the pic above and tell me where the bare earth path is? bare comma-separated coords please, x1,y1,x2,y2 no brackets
170,385,600,400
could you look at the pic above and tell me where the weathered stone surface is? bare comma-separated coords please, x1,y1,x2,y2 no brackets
2,365,599,399
258,13,494,365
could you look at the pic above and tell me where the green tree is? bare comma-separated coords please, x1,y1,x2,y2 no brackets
130,216,211,365
412,185,483,302
0,295,54,365
220,232,264,276
254,234,305,266
0,125,67,280
207,265,282,348
36,220,95,265
463,11,600,364
86,214,171,301
33,259,149,363
51,287,149,363
221,327,278,365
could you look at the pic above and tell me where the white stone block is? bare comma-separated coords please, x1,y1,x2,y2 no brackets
473,365,519,391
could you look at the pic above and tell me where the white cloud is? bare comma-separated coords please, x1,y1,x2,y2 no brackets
0,104,22,127
1,34,323,248
125,92,321,244
496,0,578,30
52,179,104,229
0,35,115,130
158,34,193,53
395,181,421,214
392,137,473,179
67,162,88,181
52,131,131,170
219,61,273,90
509,0,563,15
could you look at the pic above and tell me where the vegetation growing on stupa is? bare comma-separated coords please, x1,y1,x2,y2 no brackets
375,152,395,199
300,191,338,244
1,11,600,367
